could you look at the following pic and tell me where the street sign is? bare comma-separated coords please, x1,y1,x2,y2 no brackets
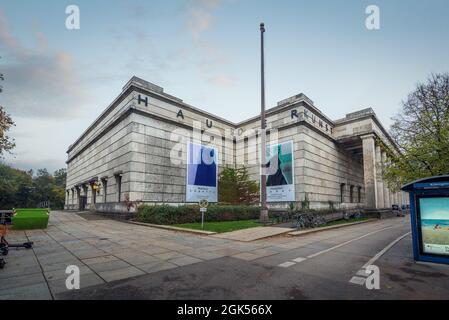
199,199,209,229
199,199,209,208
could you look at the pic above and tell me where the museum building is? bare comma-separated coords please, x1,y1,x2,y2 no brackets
64,76,409,213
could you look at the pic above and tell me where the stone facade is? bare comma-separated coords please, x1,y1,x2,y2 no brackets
65,76,409,212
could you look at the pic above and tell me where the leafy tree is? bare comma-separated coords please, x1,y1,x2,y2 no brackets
219,166,260,204
0,58,15,156
0,164,33,209
0,164,67,210
53,168,67,187
385,73,449,190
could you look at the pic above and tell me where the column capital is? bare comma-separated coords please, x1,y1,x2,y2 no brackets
360,133,376,140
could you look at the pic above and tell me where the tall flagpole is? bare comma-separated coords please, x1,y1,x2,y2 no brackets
260,22,269,223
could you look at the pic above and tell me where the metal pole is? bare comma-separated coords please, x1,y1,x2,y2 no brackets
259,22,269,223
202,211,204,230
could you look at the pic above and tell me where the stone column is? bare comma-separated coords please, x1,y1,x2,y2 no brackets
381,151,390,209
361,134,378,209
375,145,384,208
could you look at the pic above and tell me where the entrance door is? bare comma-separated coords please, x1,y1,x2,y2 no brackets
79,196,87,211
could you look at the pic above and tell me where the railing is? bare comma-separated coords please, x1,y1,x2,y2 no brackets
37,201,51,209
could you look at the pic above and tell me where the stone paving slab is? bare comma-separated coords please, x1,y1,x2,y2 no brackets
4,210,376,299
211,226,292,242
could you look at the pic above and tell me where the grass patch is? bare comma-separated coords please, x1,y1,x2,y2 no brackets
173,219,262,233
12,209,49,230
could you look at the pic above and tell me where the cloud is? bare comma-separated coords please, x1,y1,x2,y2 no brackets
208,75,235,87
3,157,64,174
186,0,222,39
183,0,237,87
0,11,88,119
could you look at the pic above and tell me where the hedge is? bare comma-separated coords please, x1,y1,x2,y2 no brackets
135,204,261,225
12,208,50,230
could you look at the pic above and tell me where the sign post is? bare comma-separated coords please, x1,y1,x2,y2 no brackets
198,199,209,230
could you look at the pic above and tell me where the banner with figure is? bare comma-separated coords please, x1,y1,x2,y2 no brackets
186,142,218,202
264,140,295,202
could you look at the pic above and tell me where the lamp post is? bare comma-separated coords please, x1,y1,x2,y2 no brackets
259,22,269,223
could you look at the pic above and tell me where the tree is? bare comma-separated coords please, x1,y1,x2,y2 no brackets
0,57,15,157
53,168,67,187
219,166,260,204
384,73,449,190
0,164,67,210
0,164,33,209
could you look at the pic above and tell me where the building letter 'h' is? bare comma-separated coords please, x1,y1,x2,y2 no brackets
138,94,148,107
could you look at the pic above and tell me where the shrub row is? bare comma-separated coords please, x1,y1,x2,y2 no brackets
135,204,261,225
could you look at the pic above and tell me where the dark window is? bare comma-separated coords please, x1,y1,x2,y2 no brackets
116,175,122,202
340,183,345,203
102,179,108,203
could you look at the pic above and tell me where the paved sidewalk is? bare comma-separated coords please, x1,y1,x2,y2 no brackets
0,211,418,299
0,211,297,299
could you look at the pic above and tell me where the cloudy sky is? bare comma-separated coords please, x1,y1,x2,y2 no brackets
1,0,449,173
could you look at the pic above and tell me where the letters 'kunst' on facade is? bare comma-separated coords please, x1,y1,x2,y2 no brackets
65,76,409,213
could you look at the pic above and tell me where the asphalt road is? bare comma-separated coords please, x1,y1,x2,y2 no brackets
58,216,449,300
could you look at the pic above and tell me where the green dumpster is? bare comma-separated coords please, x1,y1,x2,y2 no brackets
12,209,50,230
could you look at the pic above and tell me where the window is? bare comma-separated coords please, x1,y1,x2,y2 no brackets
340,183,345,203
350,185,354,203
115,174,122,202
102,178,108,203
358,187,362,203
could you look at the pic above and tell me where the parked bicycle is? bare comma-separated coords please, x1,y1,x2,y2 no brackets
295,213,326,230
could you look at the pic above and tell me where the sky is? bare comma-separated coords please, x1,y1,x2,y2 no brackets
0,0,449,173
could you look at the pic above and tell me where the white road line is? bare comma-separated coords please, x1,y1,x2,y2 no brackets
356,269,369,277
276,225,397,268
361,232,411,269
278,261,296,268
349,276,366,285
306,226,396,259
349,231,411,286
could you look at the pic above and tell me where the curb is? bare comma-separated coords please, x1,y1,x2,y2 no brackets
127,220,217,235
288,218,378,236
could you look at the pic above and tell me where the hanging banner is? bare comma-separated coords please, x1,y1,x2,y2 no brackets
186,142,218,203
264,140,295,202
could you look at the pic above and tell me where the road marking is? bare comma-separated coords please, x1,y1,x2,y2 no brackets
278,261,296,268
349,276,367,285
362,232,411,269
349,232,411,286
306,226,395,259
356,269,368,277
276,225,397,269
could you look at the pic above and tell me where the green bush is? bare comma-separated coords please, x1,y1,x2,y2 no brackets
136,204,261,225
